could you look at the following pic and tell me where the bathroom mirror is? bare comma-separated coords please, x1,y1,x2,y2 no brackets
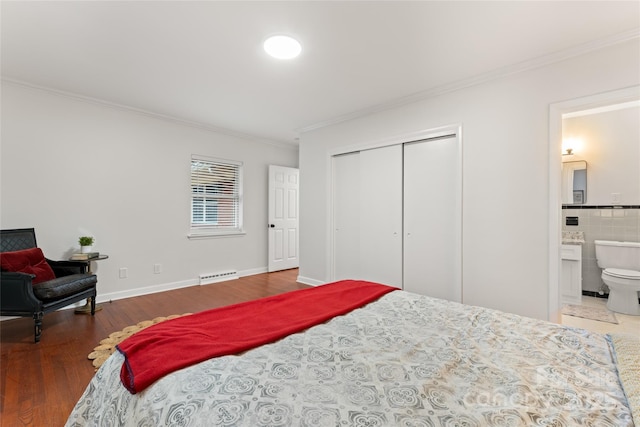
562,161,587,204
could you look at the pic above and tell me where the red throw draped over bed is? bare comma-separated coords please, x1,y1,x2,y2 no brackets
117,280,397,394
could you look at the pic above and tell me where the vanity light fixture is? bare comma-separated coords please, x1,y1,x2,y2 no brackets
263,35,302,59
562,138,581,156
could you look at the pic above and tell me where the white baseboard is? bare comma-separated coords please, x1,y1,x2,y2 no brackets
297,275,325,286
98,266,270,303
239,267,268,277
96,279,197,304
0,267,289,322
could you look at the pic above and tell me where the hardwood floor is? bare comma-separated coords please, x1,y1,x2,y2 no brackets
0,268,307,427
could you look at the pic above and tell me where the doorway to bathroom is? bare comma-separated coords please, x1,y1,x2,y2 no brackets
549,86,640,335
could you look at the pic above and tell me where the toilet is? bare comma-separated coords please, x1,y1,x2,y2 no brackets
594,240,640,316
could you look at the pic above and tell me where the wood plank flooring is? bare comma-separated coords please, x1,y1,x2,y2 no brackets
0,268,306,427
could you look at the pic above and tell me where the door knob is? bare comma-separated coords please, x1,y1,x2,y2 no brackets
269,224,275,228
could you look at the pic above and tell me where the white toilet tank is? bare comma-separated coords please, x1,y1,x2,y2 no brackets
594,240,640,270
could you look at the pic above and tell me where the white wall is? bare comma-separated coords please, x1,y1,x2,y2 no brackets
563,106,640,205
1,82,298,304
298,39,640,320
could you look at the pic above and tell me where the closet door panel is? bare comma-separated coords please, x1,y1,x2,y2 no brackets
333,152,361,281
404,136,461,301
359,145,403,287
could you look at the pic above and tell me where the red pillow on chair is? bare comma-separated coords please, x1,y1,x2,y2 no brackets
0,247,56,284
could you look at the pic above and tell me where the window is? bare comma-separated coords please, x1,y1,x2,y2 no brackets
190,155,243,237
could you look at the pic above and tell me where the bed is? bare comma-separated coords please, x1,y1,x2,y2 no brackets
66,280,638,426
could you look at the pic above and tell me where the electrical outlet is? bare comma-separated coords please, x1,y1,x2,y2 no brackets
611,193,621,205
119,267,128,279
154,263,162,274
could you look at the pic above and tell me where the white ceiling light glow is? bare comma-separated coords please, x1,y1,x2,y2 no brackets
264,35,302,59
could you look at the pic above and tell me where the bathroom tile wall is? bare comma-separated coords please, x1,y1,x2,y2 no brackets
562,206,640,293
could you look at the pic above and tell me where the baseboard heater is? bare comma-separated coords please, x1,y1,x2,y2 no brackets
199,270,239,285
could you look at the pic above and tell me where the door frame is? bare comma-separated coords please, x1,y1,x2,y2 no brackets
547,85,639,322
268,165,300,272
327,123,463,295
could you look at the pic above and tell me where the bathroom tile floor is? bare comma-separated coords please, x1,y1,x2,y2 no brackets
561,296,640,337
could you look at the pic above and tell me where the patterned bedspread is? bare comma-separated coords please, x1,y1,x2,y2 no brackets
66,290,634,426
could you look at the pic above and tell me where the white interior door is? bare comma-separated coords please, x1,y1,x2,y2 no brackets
359,145,403,287
403,136,462,302
268,165,299,272
332,146,403,287
333,153,361,280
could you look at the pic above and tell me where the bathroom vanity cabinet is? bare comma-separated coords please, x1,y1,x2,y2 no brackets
561,244,582,305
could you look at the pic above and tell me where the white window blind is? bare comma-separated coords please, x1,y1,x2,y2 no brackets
190,155,243,236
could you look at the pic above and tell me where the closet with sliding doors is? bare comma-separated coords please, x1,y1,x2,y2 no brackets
332,132,462,302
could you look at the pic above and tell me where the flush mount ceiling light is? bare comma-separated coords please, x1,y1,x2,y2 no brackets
263,35,302,59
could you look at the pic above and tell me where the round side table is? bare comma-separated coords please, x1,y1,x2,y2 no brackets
70,254,108,314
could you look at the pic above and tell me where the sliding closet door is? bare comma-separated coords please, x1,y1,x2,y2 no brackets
403,136,461,302
333,152,361,281
333,137,459,294
359,145,403,287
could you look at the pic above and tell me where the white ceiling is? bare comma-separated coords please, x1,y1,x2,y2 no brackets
2,1,639,146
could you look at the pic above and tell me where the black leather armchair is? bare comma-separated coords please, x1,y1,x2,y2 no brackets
1,228,98,342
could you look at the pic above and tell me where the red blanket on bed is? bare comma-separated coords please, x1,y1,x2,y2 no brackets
117,280,397,394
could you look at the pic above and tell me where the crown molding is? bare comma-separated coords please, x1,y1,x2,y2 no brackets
297,27,640,135
563,99,640,118
1,78,299,151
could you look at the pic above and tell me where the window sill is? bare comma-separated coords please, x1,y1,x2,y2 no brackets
188,230,246,239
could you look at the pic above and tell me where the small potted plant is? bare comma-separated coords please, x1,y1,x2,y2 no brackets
79,236,95,253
